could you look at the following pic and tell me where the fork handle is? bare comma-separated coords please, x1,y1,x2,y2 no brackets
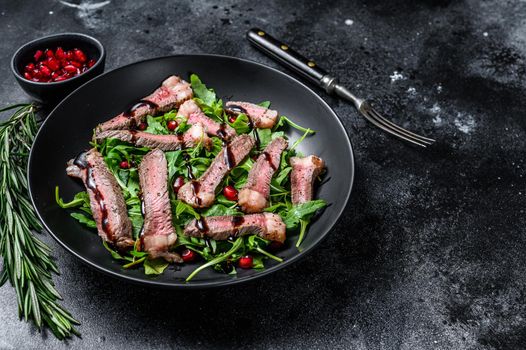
247,28,329,85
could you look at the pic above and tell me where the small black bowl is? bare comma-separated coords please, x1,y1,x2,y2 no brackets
11,33,105,104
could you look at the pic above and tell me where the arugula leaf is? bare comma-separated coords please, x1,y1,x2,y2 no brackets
258,101,271,108
144,258,169,275
282,199,327,229
102,241,125,260
229,113,251,134
256,128,272,150
70,212,97,229
202,204,242,217
144,115,168,135
126,197,144,238
173,200,201,220
55,186,89,209
274,115,315,135
190,74,216,106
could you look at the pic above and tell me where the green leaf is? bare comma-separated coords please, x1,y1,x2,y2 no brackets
202,204,242,217
274,115,315,135
256,128,272,150
229,113,251,134
70,213,97,229
144,258,169,275
258,101,271,108
144,115,168,135
190,74,217,106
282,199,327,229
102,241,125,260
174,200,201,220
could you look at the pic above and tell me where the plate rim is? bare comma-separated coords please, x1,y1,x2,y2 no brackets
28,53,355,289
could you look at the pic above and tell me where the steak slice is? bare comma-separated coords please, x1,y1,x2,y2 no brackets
94,123,212,150
139,149,181,262
66,149,134,250
96,75,193,132
184,213,286,243
238,137,288,213
178,134,255,208
225,101,279,129
178,99,236,141
290,155,325,204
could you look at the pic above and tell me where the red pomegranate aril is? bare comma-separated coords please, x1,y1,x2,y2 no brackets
223,185,238,201
51,72,60,79
119,160,130,169
138,122,148,131
87,59,96,68
73,49,87,63
40,66,51,77
167,120,178,131
54,76,67,82
47,59,60,71
173,176,185,194
55,47,65,59
181,249,196,262
34,50,43,62
24,72,32,80
45,49,54,58
228,115,237,123
63,64,77,73
32,69,42,79
25,63,35,71
69,60,82,68
238,255,253,269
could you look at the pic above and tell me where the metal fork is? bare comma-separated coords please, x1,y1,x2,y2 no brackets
247,28,435,147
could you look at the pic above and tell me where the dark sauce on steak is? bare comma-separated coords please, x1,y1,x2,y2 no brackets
196,217,209,233
262,151,276,170
225,104,247,115
223,144,235,170
123,100,158,118
217,123,229,141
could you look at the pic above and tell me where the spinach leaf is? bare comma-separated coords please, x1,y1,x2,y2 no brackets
190,74,217,106
229,113,251,134
144,115,168,135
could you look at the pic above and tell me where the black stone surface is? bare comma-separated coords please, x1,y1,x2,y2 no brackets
1,1,525,349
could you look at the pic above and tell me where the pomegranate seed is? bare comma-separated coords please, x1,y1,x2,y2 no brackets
73,48,87,63
51,72,60,79
47,58,60,71
45,49,54,58
119,160,130,169
173,176,185,194
54,75,67,82
87,59,96,68
70,60,82,68
40,66,51,77
65,50,74,60
25,63,35,71
34,50,43,61
63,65,77,73
167,120,178,131
238,255,253,269
55,47,65,59
24,72,32,80
32,69,42,78
223,185,238,201
181,249,196,262
138,122,147,131
228,115,237,123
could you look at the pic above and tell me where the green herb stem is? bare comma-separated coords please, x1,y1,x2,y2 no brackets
185,237,243,282
0,104,79,339
255,247,283,262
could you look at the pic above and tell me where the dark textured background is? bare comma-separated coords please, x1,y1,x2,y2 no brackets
1,0,525,349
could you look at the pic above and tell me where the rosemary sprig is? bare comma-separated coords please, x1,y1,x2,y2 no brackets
0,104,79,339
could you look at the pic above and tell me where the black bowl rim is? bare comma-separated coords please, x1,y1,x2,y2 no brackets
28,54,355,289
11,32,106,86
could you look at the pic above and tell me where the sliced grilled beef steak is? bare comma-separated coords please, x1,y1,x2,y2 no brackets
96,75,193,132
238,137,288,213
178,134,255,208
94,123,212,150
66,149,134,249
178,100,236,141
184,213,286,243
290,155,325,204
225,101,279,129
139,149,181,262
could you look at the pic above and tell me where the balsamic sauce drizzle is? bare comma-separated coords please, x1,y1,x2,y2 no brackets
225,104,247,115
73,152,111,238
123,100,158,118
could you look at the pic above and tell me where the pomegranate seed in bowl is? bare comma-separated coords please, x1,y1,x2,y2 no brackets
22,47,95,83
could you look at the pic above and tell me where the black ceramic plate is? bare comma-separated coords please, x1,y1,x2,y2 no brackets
28,54,354,288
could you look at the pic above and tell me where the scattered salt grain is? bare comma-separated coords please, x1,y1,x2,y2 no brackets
345,19,354,26
390,71,405,83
